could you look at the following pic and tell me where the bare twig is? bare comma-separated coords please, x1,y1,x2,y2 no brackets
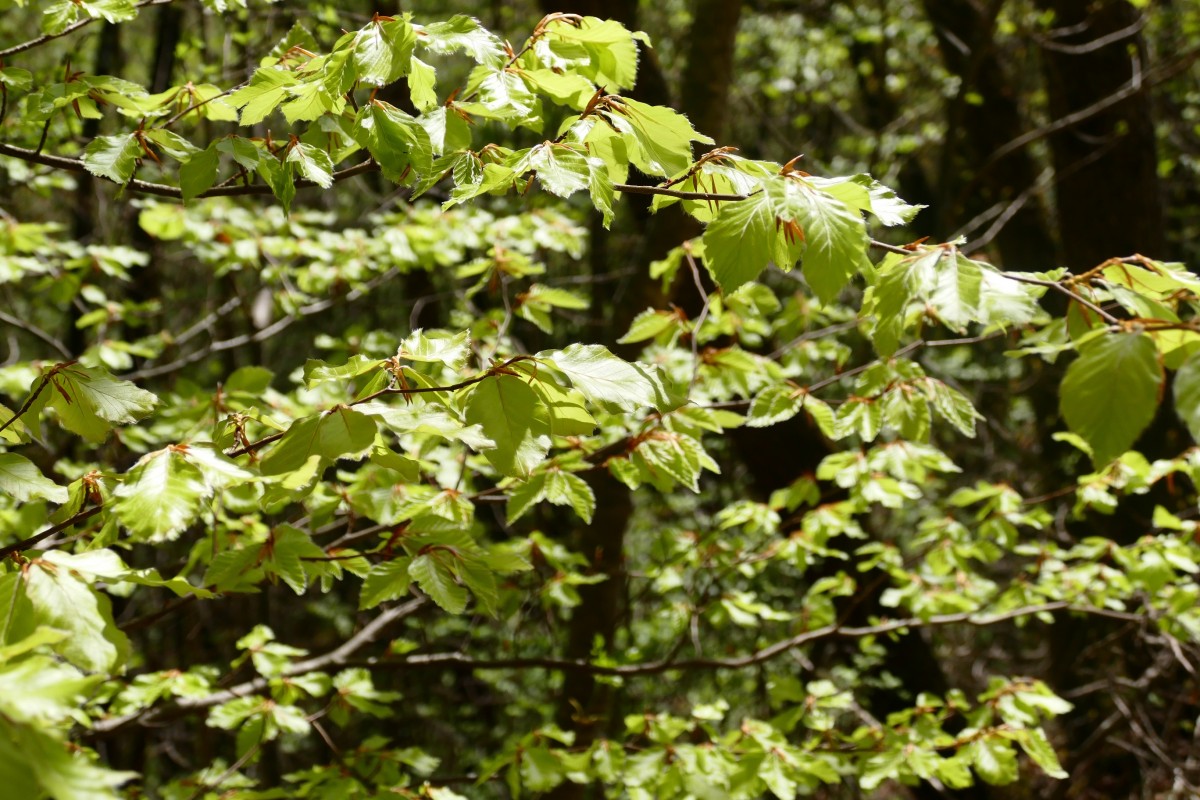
0,0,174,58
0,310,71,358
349,601,1139,677
0,505,102,560
93,597,426,734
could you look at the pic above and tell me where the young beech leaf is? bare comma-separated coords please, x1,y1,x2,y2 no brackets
606,97,712,178
702,192,776,292
180,144,220,202
540,343,670,411
1060,332,1162,466
259,406,378,475
769,179,870,303
409,552,467,614
229,67,297,125
506,473,548,523
113,448,207,541
465,375,551,476
82,134,142,185
1174,351,1200,443
41,363,158,443
5,724,136,800
543,16,639,90
22,561,130,673
418,15,505,64
0,453,68,504
352,18,417,86
285,142,334,188
359,558,413,610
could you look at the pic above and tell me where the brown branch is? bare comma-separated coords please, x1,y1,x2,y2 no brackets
0,374,49,438
91,597,426,734
226,359,525,458
978,44,1200,175
0,310,71,358
0,505,102,560
0,0,174,59
350,601,1140,677
0,143,378,199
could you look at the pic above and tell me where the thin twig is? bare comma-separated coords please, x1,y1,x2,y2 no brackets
0,374,49,438
92,597,426,734
351,601,1141,677
0,310,71,358
0,0,175,59
0,505,102,560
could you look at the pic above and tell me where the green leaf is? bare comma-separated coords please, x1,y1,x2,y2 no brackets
543,470,595,523
255,156,296,213
540,343,670,411
353,18,417,86
505,473,547,524
746,385,803,428
1059,333,1162,465
528,379,597,438
408,56,438,111
969,736,1019,785
260,406,378,475
465,376,550,477
359,558,413,610
529,142,590,198
82,134,142,184
113,447,207,541
22,562,129,673
303,354,386,388
419,15,505,64
409,552,467,614
1,723,135,800
701,192,775,292
398,329,471,368
142,129,198,161
521,68,595,108
618,308,679,344
1173,351,1200,443
286,142,334,188
229,67,296,125
543,16,641,90
358,103,434,182
606,97,712,177
1016,728,1068,779
267,526,327,594
0,68,33,92
180,144,220,202
770,179,870,303
0,453,67,504
41,364,158,443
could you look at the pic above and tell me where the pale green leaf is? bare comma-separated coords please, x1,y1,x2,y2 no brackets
1060,333,1162,465
82,134,141,184
42,364,157,443
409,553,467,614
465,376,550,477
260,407,378,475
541,343,670,411
0,453,68,504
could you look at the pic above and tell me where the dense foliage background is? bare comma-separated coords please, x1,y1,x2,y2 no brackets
1,0,1199,798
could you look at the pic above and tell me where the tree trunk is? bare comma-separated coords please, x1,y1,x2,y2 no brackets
1036,0,1166,268
922,0,1058,269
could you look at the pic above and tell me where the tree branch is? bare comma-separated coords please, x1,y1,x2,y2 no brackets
91,597,426,734
0,0,174,59
349,601,1140,677
0,143,378,200
0,505,102,560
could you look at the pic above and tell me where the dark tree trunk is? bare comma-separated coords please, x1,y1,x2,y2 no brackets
921,0,1058,269
1036,0,1166,268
